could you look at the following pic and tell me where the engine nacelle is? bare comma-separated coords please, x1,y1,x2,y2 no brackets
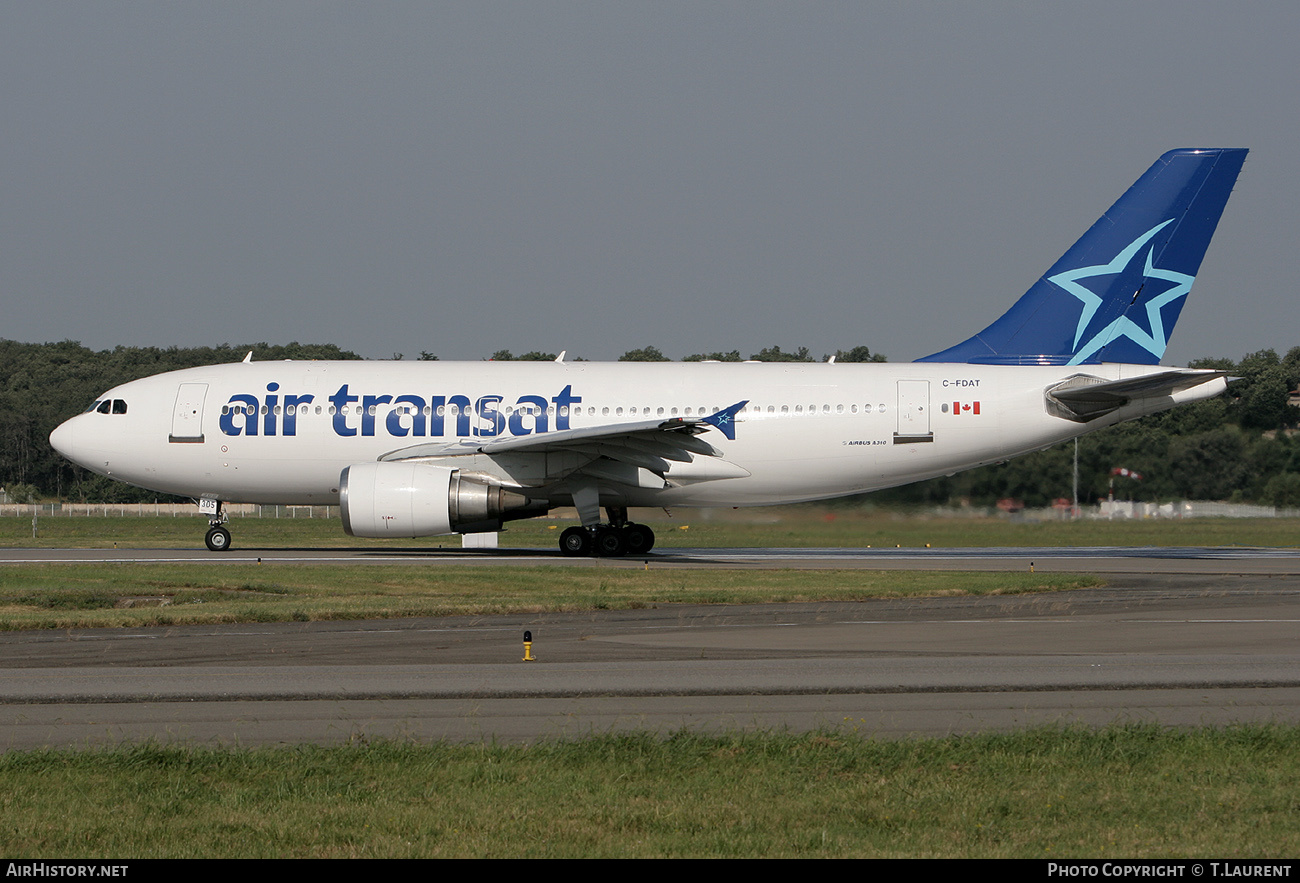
340,461,534,538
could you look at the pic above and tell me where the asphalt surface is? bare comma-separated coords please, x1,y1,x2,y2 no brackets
1,546,1298,748
8,543,1300,572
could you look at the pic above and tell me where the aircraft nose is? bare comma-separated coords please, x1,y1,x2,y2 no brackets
50,412,120,478
49,417,84,465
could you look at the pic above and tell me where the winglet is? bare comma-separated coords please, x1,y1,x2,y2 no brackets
701,401,748,441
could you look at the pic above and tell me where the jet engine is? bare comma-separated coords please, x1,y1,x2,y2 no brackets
340,461,537,537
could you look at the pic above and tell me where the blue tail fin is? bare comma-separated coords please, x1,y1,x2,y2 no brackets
918,148,1247,365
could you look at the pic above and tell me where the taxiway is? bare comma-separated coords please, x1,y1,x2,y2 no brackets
1,546,1298,748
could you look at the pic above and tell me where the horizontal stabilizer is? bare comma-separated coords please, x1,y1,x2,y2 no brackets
1045,369,1227,422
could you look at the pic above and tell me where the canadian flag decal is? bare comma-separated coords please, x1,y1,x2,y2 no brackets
953,401,981,415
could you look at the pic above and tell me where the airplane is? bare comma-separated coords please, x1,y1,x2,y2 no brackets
49,148,1248,556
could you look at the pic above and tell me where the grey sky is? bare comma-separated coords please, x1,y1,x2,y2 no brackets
3,2,1296,364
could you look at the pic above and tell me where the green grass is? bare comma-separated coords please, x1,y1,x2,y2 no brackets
1,726,1296,857
5,508,1299,550
0,512,1287,857
0,563,1100,629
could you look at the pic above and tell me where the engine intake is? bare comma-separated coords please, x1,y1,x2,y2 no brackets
340,462,534,537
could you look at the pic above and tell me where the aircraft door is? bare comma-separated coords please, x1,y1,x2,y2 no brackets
170,382,208,443
894,380,933,443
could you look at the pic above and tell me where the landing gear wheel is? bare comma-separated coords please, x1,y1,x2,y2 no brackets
559,526,591,557
623,523,655,555
594,526,628,558
205,526,232,552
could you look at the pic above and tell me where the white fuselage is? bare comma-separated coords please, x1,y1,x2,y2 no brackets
49,359,1224,510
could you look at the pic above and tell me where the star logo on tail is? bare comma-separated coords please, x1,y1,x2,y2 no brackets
1047,219,1195,365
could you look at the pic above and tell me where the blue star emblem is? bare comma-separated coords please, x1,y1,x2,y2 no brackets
1047,219,1195,365
701,401,747,440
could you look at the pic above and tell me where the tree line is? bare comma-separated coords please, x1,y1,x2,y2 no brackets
0,340,362,503
434,344,887,363
2,338,1296,507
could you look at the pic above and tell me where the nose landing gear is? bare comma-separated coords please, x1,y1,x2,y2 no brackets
204,525,232,552
200,498,232,552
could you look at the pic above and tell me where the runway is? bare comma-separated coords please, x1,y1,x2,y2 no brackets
2,545,1299,748
7,542,1300,573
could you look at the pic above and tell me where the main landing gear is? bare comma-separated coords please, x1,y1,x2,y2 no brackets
558,507,656,558
202,499,232,552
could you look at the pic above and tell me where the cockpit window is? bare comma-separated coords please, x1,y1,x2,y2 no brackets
112,400,128,414
96,400,112,414
85,400,102,413
92,399,128,414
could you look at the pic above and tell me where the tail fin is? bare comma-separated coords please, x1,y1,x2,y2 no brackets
918,148,1248,365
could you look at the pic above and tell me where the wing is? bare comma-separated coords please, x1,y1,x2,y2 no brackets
378,401,750,485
